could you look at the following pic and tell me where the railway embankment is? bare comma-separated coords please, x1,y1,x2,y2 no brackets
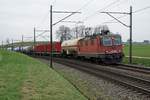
0,50,87,100
37,57,150,100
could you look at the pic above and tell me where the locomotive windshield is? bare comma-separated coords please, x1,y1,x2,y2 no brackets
114,36,122,45
102,37,112,46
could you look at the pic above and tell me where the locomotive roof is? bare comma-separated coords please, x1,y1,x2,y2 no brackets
79,33,121,41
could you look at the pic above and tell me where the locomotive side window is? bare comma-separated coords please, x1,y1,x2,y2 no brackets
102,37,112,46
114,36,121,45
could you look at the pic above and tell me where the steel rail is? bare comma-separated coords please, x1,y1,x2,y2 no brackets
32,55,150,96
46,57,150,96
115,63,150,74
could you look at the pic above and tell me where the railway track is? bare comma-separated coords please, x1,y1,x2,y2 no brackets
116,63,150,74
34,56,150,96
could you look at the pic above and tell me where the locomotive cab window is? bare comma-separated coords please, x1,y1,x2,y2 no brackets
114,36,121,45
102,37,112,46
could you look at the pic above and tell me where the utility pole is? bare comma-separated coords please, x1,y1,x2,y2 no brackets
129,6,132,64
1,41,3,49
34,27,36,55
100,6,133,64
22,35,24,52
34,27,36,48
11,39,14,51
76,27,78,38
2,41,3,49
50,5,53,68
48,5,81,68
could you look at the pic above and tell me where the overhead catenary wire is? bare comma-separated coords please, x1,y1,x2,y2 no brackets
36,0,95,38
53,0,96,25
76,0,96,12
102,5,150,24
36,0,57,28
37,11,49,29
102,14,128,24
106,0,128,11
52,0,57,7
133,6,150,13
36,31,48,38
82,0,122,21
74,0,123,28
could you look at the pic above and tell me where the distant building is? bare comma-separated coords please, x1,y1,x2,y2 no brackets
126,39,131,44
143,40,150,44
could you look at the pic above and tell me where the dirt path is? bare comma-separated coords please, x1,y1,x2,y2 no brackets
126,56,150,59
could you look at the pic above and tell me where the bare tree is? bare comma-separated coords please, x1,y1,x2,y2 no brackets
5,38,10,49
56,25,110,41
71,25,86,38
93,25,110,35
56,25,72,42
6,38,10,44
85,27,93,36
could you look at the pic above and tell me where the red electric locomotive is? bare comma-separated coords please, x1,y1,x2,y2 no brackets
61,28,124,63
77,34,124,63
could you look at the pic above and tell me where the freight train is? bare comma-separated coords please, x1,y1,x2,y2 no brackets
61,33,124,63
23,26,124,63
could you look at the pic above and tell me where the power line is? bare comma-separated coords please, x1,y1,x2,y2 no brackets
37,11,49,28
102,5,150,24
102,14,128,24
98,0,121,12
52,0,57,7
63,0,96,28
41,35,49,41
76,0,96,11
107,0,128,11
53,0,95,25
133,6,150,13
35,0,93,43
82,0,122,21
37,0,94,29
53,12,81,26
36,31,47,38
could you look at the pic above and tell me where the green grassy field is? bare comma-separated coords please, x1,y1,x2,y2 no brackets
124,44,150,57
0,50,87,100
123,44,150,67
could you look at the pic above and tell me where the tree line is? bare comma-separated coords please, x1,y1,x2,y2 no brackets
56,25,110,42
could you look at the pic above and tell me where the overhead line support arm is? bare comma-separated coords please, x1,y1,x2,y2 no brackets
106,13,130,28
52,11,81,13
101,11,129,15
53,11,81,26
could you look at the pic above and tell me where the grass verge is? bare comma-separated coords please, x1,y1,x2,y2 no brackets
123,57,150,67
0,50,87,100
123,44,150,67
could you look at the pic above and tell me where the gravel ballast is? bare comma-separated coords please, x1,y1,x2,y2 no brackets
38,58,150,100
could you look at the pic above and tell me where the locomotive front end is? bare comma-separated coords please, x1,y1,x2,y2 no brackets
101,34,124,63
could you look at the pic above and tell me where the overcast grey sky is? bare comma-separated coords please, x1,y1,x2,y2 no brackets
0,0,150,43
